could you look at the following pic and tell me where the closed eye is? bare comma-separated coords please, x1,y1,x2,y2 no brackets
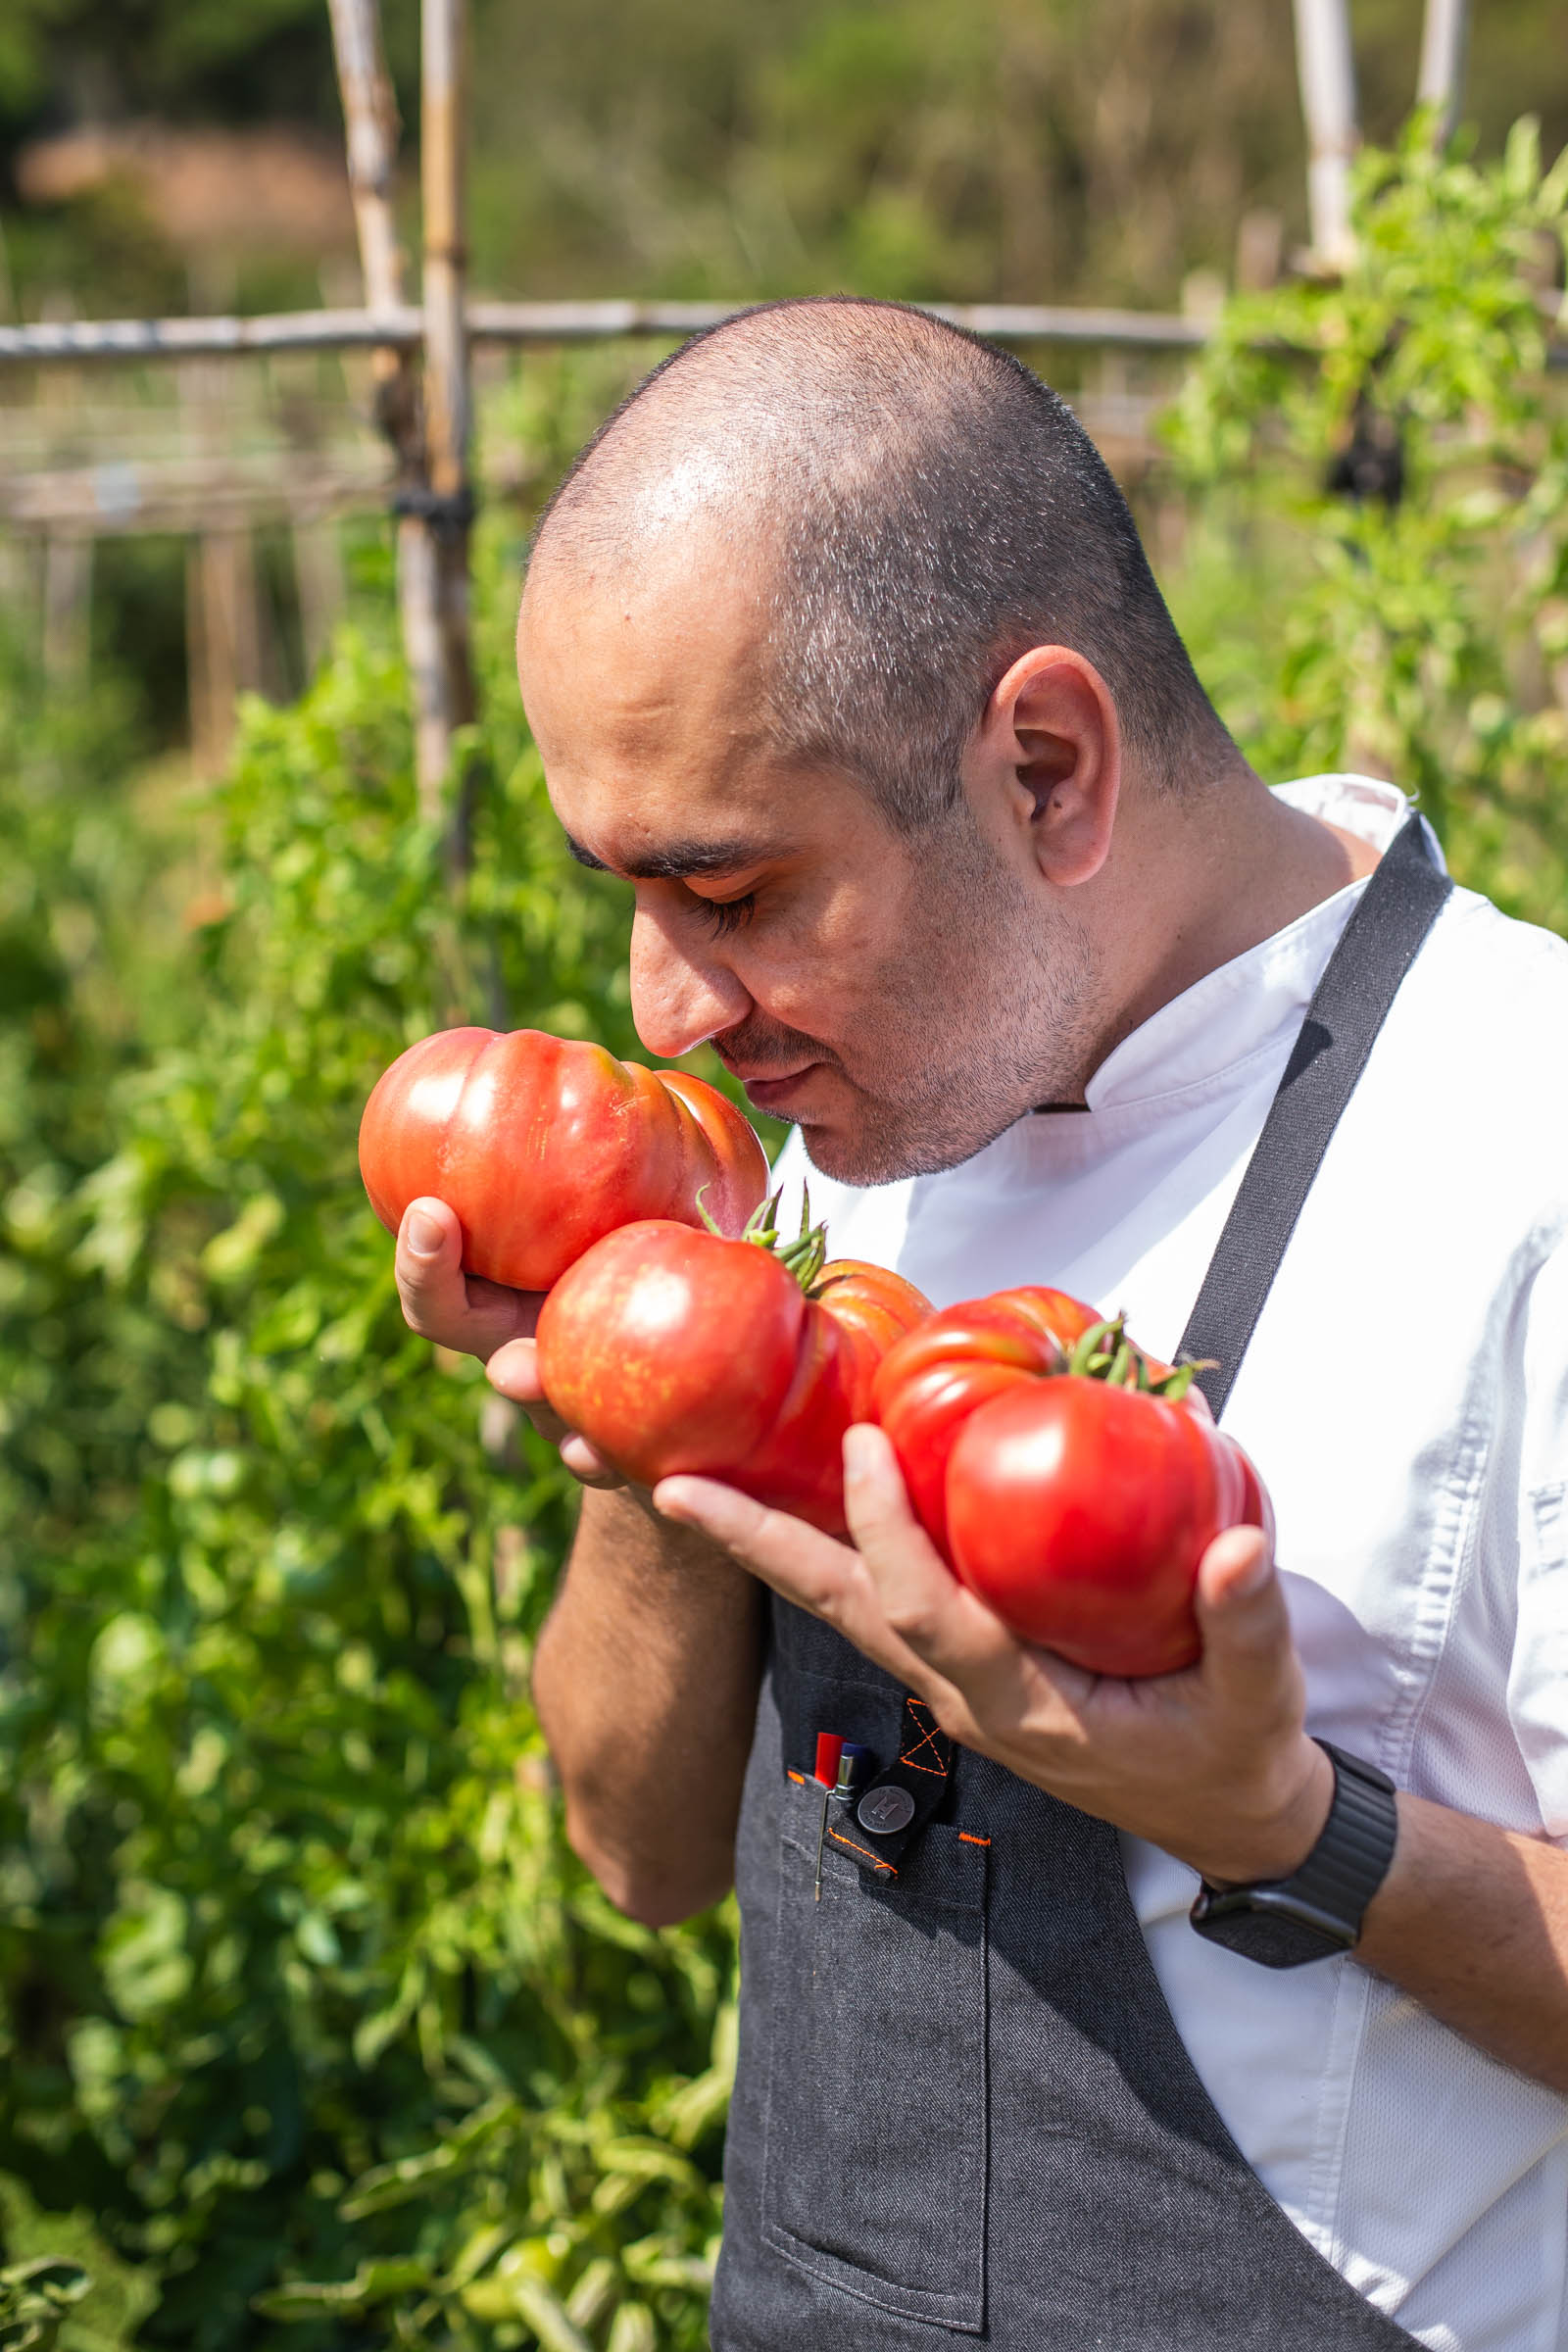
695,891,759,937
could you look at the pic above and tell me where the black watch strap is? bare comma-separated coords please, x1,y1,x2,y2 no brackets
1189,1741,1399,1970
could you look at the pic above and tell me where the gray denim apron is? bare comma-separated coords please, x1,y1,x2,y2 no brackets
711,820,1451,2348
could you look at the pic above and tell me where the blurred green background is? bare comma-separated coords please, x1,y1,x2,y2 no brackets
3,7,1568,2349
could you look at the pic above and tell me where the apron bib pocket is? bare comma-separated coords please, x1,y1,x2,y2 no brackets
760,1776,989,2331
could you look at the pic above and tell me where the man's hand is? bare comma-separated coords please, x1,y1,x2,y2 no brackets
393,1197,623,1488
655,1420,1334,1887
392,1196,764,1923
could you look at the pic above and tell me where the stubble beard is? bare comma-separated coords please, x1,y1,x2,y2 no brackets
790,822,1100,1188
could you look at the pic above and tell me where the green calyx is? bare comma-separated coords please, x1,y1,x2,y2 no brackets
1065,1314,1212,1402
696,1182,830,1293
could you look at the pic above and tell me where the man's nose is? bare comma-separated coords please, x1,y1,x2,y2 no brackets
629,902,753,1058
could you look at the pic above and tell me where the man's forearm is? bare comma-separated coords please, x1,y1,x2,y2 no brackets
1356,1795,1568,2091
532,1487,766,1927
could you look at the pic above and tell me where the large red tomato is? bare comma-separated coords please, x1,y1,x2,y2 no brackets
874,1290,1270,1677
944,1377,1263,1677
535,1204,930,1533
359,1026,768,1292
870,1288,1103,1555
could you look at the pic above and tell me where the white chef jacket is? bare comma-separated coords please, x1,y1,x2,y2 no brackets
771,774,1568,2352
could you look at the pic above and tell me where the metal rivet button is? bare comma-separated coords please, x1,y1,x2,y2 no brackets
857,1785,916,1836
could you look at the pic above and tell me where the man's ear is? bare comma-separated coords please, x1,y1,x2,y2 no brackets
971,646,1120,888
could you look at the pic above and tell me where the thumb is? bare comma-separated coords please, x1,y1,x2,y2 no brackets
1193,1524,1296,1703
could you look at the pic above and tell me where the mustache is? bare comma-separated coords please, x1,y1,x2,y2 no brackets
710,1012,838,1074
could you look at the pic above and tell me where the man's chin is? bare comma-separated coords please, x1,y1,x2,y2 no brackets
795,1106,1004,1190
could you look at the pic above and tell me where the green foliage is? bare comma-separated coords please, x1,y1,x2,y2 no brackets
8,106,1568,2352
0,2171,157,2352
1169,115,1568,926
1,515,735,2346
0,2255,90,2352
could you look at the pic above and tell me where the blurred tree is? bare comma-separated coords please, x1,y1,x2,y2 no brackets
3,0,1567,318
1170,113,1568,919
0,0,416,148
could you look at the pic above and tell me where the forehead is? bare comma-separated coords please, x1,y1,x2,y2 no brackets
519,527,769,721
517,542,875,872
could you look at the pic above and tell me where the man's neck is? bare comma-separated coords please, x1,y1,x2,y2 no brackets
1086,769,1380,1080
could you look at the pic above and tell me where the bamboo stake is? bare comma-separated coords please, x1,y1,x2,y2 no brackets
1416,0,1469,147
416,0,477,849
328,0,405,330
0,307,422,363
0,298,1211,368
327,0,451,828
1292,0,1359,272
326,0,422,468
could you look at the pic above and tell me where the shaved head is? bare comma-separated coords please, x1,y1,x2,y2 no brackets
528,297,1233,829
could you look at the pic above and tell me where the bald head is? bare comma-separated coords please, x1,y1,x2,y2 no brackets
528,298,1234,829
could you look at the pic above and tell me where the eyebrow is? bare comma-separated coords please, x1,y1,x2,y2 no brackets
563,831,792,881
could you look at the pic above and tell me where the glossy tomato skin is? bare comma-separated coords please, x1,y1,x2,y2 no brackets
742,1259,931,1525
872,1287,1102,1556
358,1026,768,1292
536,1222,806,1482
536,1229,929,1533
944,1377,1256,1678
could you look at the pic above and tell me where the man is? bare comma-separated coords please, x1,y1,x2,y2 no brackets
395,300,1568,2348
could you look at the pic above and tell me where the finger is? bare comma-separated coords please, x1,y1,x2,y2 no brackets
481,1339,623,1481
840,1422,933,1555
843,1424,1033,1685
396,1198,539,1358
655,1477,857,1610
559,1432,627,1489
395,1198,466,1337
652,1472,945,1689
1193,1523,1297,1710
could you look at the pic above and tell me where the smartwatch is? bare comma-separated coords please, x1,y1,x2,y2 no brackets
1189,1740,1398,1969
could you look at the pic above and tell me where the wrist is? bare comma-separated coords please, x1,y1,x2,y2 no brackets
1183,1736,1336,1887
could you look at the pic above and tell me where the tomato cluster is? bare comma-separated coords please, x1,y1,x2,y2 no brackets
358,1027,928,1533
361,1027,1272,1673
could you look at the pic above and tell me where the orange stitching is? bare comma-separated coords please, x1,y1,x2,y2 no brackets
957,1832,991,1846
900,1697,945,1758
826,1826,897,1875
899,1696,949,1776
786,1770,806,1785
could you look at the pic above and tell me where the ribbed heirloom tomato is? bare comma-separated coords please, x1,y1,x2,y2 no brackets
359,1026,768,1292
873,1291,1271,1677
536,1198,930,1533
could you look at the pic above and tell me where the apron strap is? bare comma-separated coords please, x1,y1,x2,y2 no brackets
1177,811,1451,1421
